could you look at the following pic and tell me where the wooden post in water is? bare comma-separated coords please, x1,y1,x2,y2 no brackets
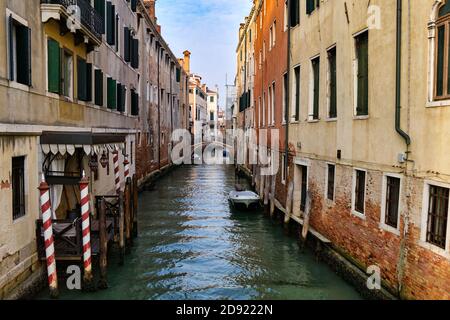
284,181,294,224
300,191,312,249
132,175,138,238
98,198,108,289
124,178,132,249
118,191,125,265
270,175,276,217
264,175,270,207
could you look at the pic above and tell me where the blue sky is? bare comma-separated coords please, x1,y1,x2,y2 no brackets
156,0,252,108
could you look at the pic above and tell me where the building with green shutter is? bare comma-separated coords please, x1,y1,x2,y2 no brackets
0,0,188,298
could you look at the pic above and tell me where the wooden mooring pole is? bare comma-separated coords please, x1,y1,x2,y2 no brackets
118,191,125,265
98,198,108,289
125,178,132,249
132,175,138,238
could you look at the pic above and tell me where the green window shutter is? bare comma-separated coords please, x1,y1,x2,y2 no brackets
107,77,117,109
95,69,104,106
306,0,315,15
16,25,31,86
437,25,445,97
131,38,139,69
94,0,106,34
47,38,60,94
86,63,92,101
131,90,139,116
122,86,127,111
116,83,122,112
313,58,320,119
124,27,130,62
356,32,369,115
106,2,115,45
77,57,87,101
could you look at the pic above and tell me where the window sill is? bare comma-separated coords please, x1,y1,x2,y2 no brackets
307,119,320,123
426,100,450,108
351,210,366,220
418,240,449,259
379,222,400,236
290,120,300,124
326,118,338,122
12,214,28,225
9,81,30,92
353,115,369,120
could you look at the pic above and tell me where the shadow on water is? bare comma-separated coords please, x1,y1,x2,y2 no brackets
36,165,362,300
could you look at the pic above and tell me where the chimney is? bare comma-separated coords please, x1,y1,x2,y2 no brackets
144,0,156,22
182,50,191,75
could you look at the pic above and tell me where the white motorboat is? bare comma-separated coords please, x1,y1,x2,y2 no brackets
229,190,260,209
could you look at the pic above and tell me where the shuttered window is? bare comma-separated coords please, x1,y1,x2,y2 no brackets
77,58,92,101
312,57,320,120
9,16,31,86
131,89,139,116
356,31,369,116
306,0,319,15
94,0,106,34
328,47,337,118
294,66,300,121
124,27,131,62
290,0,299,27
385,176,401,229
131,0,137,12
107,77,117,109
106,2,115,45
176,68,181,82
95,69,104,106
131,38,139,69
47,38,60,94
117,83,126,112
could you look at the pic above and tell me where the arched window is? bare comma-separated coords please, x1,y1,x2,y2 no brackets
435,1,450,99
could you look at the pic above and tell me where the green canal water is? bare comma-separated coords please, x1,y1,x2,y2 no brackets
37,165,361,300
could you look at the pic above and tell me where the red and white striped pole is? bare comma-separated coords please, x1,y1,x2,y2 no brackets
113,151,121,194
38,174,58,298
79,171,94,289
123,156,130,181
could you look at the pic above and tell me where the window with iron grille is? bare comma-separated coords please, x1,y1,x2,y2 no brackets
385,176,401,228
327,164,335,201
426,185,449,249
12,157,25,220
354,170,366,214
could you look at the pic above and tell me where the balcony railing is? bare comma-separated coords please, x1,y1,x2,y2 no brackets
41,0,104,41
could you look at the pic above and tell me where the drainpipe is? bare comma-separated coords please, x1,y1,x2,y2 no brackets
395,0,411,147
285,0,291,183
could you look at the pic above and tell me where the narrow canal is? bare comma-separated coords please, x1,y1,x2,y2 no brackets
38,165,361,300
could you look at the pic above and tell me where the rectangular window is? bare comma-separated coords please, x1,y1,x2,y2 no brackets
328,47,337,118
385,176,401,229
306,0,319,15
272,83,276,125
8,15,31,86
283,73,288,124
434,19,450,99
294,66,300,121
426,185,449,249
263,92,266,126
77,57,92,102
311,57,320,120
300,165,308,212
290,0,299,27
258,97,262,127
354,170,366,214
61,50,73,98
131,38,139,69
327,164,335,201
94,0,106,34
12,156,25,220
355,31,369,116
124,26,131,62
106,2,115,45
95,69,104,106
131,89,139,116
47,38,60,94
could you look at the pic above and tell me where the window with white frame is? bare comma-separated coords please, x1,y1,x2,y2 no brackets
309,56,320,120
326,164,336,201
262,92,266,126
422,183,449,250
7,12,31,86
282,73,287,124
381,175,401,231
352,169,366,216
